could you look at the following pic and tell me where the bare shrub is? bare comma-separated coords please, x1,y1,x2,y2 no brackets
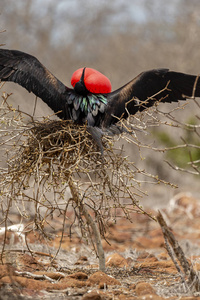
0,92,161,271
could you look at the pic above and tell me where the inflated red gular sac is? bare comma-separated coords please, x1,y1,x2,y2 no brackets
71,67,112,94
1,49,200,153
70,67,112,126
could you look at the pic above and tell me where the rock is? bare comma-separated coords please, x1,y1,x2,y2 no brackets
18,253,44,271
98,281,107,289
1,275,87,291
82,290,102,300
60,277,88,288
1,276,52,290
106,253,128,268
88,271,121,286
135,281,157,296
67,271,88,280
134,259,177,274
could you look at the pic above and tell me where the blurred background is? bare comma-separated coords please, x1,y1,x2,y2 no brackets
1,0,200,206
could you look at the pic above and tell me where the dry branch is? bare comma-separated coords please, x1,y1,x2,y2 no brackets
0,80,199,272
0,95,158,271
157,211,200,292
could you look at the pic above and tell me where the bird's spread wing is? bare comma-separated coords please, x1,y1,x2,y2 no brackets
103,69,200,126
0,49,72,119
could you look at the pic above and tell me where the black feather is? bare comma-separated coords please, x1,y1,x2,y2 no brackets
102,69,200,126
0,49,200,130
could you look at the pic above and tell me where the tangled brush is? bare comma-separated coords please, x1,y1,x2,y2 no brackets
4,117,151,219
0,86,199,270
0,95,157,270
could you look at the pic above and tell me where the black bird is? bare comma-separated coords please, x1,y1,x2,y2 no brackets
0,49,200,131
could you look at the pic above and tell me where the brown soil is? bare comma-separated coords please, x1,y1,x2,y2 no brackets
1,192,200,299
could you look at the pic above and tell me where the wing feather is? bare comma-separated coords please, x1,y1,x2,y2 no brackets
103,69,200,126
0,49,72,119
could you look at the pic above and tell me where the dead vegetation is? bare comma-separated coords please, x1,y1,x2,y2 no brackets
0,92,162,271
157,211,200,293
0,2,200,298
0,74,199,271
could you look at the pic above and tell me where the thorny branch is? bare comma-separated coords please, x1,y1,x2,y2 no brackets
0,92,159,270
0,82,199,269
157,211,200,292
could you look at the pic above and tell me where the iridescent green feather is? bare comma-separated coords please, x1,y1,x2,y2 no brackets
80,97,87,112
98,94,107,104
71,93,108,121
87,95,97,106
84,98,88,113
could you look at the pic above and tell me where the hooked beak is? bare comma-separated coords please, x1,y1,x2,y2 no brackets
74,67,88,95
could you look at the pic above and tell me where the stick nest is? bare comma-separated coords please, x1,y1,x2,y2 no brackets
11,119,104,179
0,99,155,249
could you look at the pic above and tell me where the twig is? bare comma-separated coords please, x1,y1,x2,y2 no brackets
157,211,200,292
68,176,106,272
14,270,58,283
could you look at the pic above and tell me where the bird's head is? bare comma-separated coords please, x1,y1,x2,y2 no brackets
72,67,88,95
71,67,112,95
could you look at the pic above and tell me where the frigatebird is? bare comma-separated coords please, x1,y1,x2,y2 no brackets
0,49,200,131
